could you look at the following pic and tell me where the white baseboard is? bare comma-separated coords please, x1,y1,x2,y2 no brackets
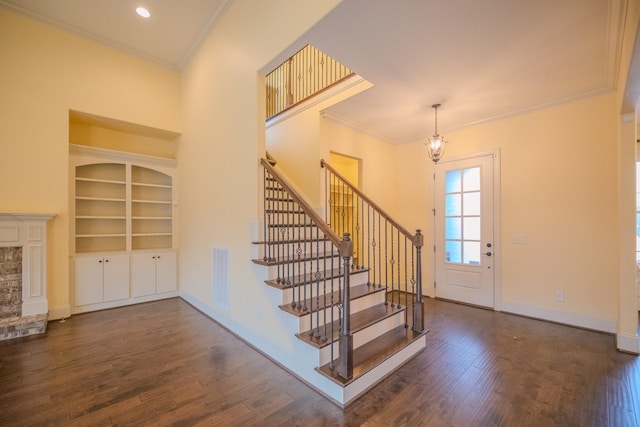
617,333,640,354
48,306,71,320
501,301,616,333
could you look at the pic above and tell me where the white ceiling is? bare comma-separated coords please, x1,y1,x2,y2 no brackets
0,0,630,143
0,0,231,69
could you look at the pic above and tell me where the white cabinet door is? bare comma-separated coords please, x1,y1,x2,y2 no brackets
103,254,130,302
156,251,177,293
75,255,104,306
131,253,157,297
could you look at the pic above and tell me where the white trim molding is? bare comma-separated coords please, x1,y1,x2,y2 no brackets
501,301,617,333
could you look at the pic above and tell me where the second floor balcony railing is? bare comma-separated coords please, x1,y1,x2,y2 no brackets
266,45,353,119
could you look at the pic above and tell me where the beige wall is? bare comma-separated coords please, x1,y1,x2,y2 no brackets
0,7,181,316
178,0,341,335
266,77,373,205
397,93,619,327
69,122,179,159
320,117,397,210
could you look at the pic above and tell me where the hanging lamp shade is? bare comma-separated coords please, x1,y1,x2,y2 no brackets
426,104,447,163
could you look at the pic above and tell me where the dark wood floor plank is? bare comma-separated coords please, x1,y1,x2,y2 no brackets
0,297,639,426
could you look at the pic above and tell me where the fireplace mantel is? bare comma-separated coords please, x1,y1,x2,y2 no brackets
0,213,55,316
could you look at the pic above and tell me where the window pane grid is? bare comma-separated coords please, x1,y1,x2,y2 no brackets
445,167,481,266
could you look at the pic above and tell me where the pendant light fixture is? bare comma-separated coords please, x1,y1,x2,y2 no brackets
426,103,447,164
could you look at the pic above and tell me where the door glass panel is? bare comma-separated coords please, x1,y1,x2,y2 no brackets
463,192,481,215
463,241,481,264
445,166,482,266
446,170,461,193
446,240,461,263
463,167,481,191
445,194,461,216
463,217,481,240
445,217,461,239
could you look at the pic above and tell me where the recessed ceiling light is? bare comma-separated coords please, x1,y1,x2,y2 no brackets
136,7,150,18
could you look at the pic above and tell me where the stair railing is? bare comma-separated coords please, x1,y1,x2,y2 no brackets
261,157,354,380
321,159,425,333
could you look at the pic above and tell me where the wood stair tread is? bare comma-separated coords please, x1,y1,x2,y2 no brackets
295,300,407,348
264,267,369,289
316,325,428,387
279,283,382,317
251,236,330,245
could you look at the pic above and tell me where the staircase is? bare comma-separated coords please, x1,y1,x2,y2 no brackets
251,156,427,406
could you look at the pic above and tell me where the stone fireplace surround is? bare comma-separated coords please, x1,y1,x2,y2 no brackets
0,213,55,340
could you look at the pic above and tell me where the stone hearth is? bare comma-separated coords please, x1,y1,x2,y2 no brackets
0,246,47,340
0,213,55,340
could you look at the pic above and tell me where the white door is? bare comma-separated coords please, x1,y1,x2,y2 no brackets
435,154,495,308
75,255,104,306
131,253,157,297
156,251,177,293
103,254,130,302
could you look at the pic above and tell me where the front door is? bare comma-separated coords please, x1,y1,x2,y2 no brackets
434,154,495,308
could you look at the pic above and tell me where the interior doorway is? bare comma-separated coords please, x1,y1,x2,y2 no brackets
328,152,361,264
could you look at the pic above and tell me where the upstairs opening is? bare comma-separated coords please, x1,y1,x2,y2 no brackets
266,45,353,120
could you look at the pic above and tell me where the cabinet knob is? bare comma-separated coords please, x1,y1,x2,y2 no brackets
152,256,156,259
105,259,109,262
99,260,102,263
157,256,161,259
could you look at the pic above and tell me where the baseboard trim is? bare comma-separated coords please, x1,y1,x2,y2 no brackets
617,333,640,354
501,301,616,333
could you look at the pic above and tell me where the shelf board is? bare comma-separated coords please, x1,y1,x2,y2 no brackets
76,234,126,238
132,199,172,205
76,216,126,220
132,233,172,237
132,182,172,189
76,196,126,202
132,217,172,220
76,177,126,185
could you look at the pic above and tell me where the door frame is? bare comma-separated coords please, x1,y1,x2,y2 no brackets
431,149,502,311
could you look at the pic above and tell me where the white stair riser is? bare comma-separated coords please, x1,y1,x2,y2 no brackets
281,281,377,308
264,257,342,277
278,270,369,301
295,291,386,333
265,212,319,225
318,309,407,365
265,225,325,240
256,240,336,260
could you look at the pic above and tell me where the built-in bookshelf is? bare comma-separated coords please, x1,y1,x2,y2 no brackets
71,145,176,254
75,163,127,253
131,165,173,250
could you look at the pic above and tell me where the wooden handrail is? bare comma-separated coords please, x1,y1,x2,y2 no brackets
261,158,346,254
321,159,416,243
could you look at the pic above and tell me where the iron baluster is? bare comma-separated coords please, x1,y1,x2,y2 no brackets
302,213,308,312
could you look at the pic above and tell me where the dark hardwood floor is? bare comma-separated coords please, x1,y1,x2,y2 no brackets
1,297,639,426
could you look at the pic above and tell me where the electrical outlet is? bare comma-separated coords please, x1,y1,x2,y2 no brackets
555,291,564,302
512,234,527,244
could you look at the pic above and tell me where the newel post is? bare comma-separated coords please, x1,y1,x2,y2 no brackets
338,232,354,380
412,229,425,333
